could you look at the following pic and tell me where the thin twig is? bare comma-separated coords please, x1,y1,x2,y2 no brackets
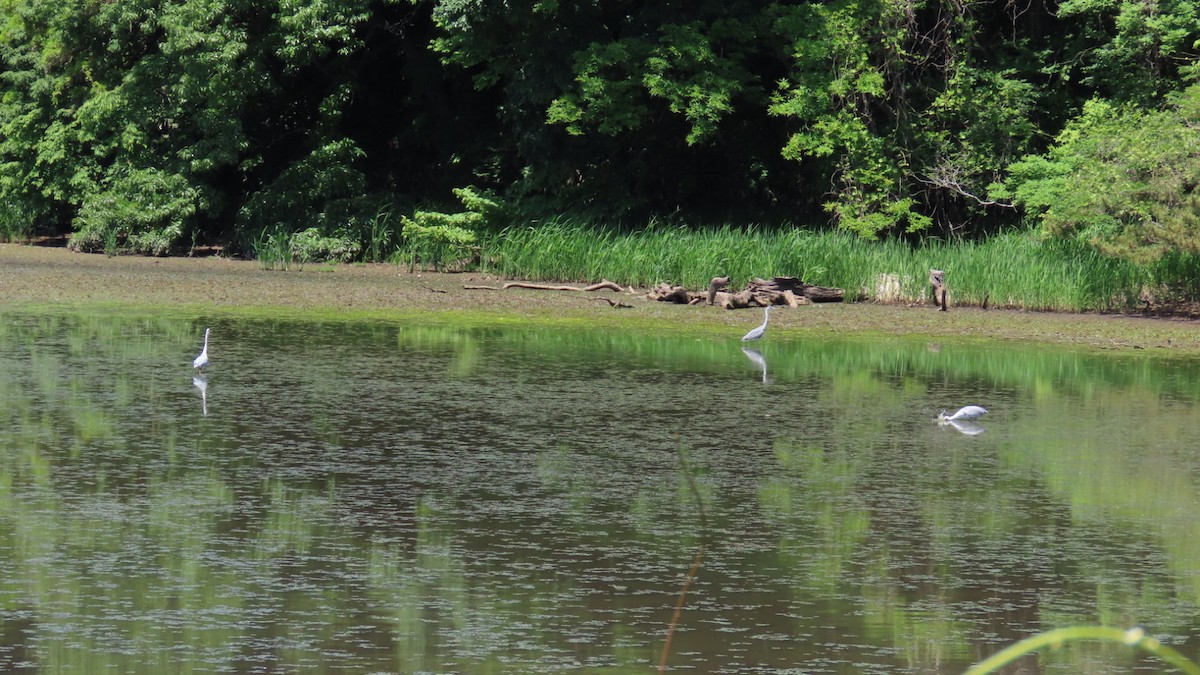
659,444,710,673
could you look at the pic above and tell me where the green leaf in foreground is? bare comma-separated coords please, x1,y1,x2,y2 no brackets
965,626,1200,675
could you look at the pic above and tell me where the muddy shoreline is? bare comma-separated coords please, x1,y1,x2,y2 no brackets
3,243,1198,353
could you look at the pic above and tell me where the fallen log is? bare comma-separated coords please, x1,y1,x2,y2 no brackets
503,278,627,292
648,282,693,304
748,276,843,302
583,280,627,292
463,284,500,290
800,285,844,302
781,290,806,308
748,276,800,293
649,276,844,307
504,282,581,291
720,289,756,310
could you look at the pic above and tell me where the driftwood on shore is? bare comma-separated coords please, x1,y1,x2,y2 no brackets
502,279,631,293
588,297,633,309
650,276,844,309
480,274,843,311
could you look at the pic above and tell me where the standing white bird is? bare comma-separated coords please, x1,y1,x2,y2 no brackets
937,405,988,423
741,306,773,342
193,327,210,371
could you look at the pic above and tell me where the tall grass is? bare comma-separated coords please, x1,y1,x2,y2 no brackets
252,228,296,271
483,220,1186,312
363,205,401,263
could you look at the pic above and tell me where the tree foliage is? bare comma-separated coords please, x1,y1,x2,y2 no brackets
997,83,1200,263
0,0,1198,253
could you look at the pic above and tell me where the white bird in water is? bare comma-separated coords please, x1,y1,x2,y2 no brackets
937,405,988,423
741,306,773,342
193,327,210,371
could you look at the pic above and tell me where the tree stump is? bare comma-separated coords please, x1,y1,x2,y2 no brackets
707,276,730,305
930,269,948,311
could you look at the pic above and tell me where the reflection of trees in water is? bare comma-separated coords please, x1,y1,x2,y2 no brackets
3,311,1200,672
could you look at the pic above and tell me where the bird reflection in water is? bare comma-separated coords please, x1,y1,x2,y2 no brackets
193,374,208,416
941,419,985,436
741,347,770,384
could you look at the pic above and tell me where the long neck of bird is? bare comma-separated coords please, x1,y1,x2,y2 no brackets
202,331,209,350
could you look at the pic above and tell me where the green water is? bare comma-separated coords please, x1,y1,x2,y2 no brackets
1,309,1199,673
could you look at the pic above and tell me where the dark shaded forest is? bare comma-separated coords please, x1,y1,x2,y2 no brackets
1,0,1197,264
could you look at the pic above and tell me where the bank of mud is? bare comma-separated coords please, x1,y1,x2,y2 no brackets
3,243,1198,354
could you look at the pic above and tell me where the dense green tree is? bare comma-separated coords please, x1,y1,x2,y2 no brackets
996,78,1200,264
0,0,420,253
1053,0,1200,103
426,0,1058,235
0,0,1198,251
430,1,801,218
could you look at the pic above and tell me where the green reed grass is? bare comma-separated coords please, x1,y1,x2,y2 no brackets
253,228,295,271
483,221,1188,312
364,205,401,263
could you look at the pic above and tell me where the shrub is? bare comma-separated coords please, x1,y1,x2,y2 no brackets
69,169,199,256
399,216,478,271
0,206,34,243
290,227,361,263
399,187,499,271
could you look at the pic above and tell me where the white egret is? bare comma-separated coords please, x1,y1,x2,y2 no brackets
936,405,988,423
193,327,210,371
740,306,773,342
